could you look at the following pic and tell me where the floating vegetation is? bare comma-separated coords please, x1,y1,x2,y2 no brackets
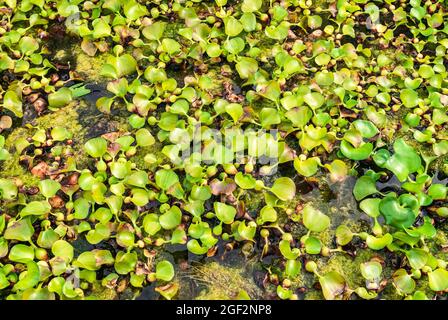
0,0,448,301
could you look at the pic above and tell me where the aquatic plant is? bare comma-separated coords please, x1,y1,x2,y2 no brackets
0,0,447,301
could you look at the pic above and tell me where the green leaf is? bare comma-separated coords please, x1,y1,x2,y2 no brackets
74,250,114,270
241,0,262,12
366,233,393,250
20,201,51,217
225,103,243,124
125,171,149,189
187,239,209,255
155,169,179,191
294,157,320,177
279,239,300,260
304,236,321,254
162,38,181,56
234,172,256,189
270,177,296,201
259,108,280,128
48,87,73,108
19,36,39,55
319,271,346,300
114,251,137,274
224,17,243,37
405,248,428,270
340,140,373,160
285,107,312,127
304,92,325,109
0,178,18,200
410,6,426,20
427,184,447,200
123,0,147,20
4,218,34,241
240,13,256,32
393,269,415,295
302,204,330,232
51,240,74,263
374,138,422,182
379,194,418,229
285,259,301,278
38,179,61,199
135,128,155,147
169,99,189,115
37,229,59,249
96,97,114,114
51,127,72,141
143,214,161,236
13,262,40,292
84,137,107,158
92,18,111,39
335,225,353,246
428,268,448,292
400,89,419,108
258,205,278,224
359,198,381,218
276,285,292,300
353,175,378,201
3,90,23,117
360,261,382,281
265,22,289,40
214,202,236,224
155,260,175,282
235,57,258,79
159,205,182,230
352,120,379,139
315,53,331,66
9,244,34,263
142,21,166,41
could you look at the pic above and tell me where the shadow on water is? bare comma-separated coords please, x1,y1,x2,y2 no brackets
75,83,131,140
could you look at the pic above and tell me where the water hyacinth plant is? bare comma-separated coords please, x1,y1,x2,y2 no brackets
0,0,447,302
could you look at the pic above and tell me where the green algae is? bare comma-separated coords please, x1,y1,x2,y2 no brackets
1,102,83,186
87,282,118,300
74,47,108,83
0,98,130,186
181,261,262,300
